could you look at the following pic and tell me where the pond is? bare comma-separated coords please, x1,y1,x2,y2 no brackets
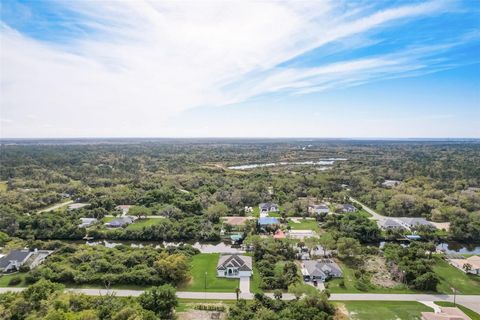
436,242,480,254
228,158,347,170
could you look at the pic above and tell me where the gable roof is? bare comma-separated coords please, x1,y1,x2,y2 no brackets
303,259,342,278
0,250,31,269
259,202,278,209
216,254,252,271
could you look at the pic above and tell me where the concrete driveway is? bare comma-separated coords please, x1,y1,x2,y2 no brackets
239,276,250,293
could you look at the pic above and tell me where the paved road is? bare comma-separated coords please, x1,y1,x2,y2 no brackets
349,197,384,220
37,200,73,213
1,287,478,312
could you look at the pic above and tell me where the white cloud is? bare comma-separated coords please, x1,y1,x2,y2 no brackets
0,0,469,137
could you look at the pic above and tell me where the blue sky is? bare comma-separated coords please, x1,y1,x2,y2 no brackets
1,0,479,138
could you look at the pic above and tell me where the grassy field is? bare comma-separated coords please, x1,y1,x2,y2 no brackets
434,301,480,320
433,257,480,294
0,273,27,287
0,181,7,192
125,218,164,230
179,253,239,292
337,301,432,320
287,219,319,232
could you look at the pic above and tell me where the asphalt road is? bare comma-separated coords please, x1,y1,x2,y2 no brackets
1,287,478,312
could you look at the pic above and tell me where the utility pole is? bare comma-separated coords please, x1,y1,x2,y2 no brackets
204,271,207,301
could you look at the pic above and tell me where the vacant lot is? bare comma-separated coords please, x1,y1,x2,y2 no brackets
179,253,239,292
336,301,432,320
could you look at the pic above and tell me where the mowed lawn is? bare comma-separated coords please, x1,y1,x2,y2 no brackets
125,218,164,230
287,219,319,232
179,253,239,292
433,257,480,294
337,301,432,320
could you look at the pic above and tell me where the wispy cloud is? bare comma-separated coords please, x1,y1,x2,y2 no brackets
0,0,478,137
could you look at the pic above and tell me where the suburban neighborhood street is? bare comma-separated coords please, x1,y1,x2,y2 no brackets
0,287,478,312
349,197,385,220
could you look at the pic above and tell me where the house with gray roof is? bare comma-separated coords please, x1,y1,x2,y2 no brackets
216,254,252,278
301,259,342,282
396,217,435,229
340,204,357,213
378,218,406,230
0,250,33,272
259,202,279,217
308,204,329,215
79,218,98,228
105,216,134,228
382,180,402,188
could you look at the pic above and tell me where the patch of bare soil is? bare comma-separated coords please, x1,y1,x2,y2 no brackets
177,310,226,320
334,303,350,320
364,255,401,288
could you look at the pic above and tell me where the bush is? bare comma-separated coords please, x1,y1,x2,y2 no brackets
8,276,22,286
339,280,345,288
354,279,369,291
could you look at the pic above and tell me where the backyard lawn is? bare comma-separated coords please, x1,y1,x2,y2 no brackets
125,218,164,230
337,301,432,320
287,219,319,232
433,257,480,294
434,301,480,320
0,181,7,192
0,273,27,287
179,253,239,292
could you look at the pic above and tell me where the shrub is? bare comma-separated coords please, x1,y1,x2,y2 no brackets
8,276,22,286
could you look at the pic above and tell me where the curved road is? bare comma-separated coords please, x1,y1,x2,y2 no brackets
349,197,384,220
0,287,478,312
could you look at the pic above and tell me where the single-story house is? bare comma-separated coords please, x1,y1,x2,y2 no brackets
308,204,329,215
382,180,402,188
78,218,98,228
258,217,279,226
0,249,53,273
0,250,32,272
68,203,90,211
301,259,342,282
422,306,471,320
396,217,435,230
216,254,252,278
448,255,480,276
340,204,357,213
259,202,279,214
105,216,134,228
378,218,405,230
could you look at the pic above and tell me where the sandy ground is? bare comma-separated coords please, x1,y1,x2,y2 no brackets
364,255,401,288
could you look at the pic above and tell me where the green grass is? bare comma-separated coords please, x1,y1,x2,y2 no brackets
287,219,319,232
125,218,164,230
328,260,414,294
0,273,27,287
337,301,432,320
102,216,115,223
434,301,480,320
252,207,260,218
433,257,480,294
176,299,236,312
0,181,7,192
179,253,239,292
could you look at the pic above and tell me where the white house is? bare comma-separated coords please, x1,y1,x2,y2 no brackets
308,204,329,215
216,254,252,278
259,202,279,216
